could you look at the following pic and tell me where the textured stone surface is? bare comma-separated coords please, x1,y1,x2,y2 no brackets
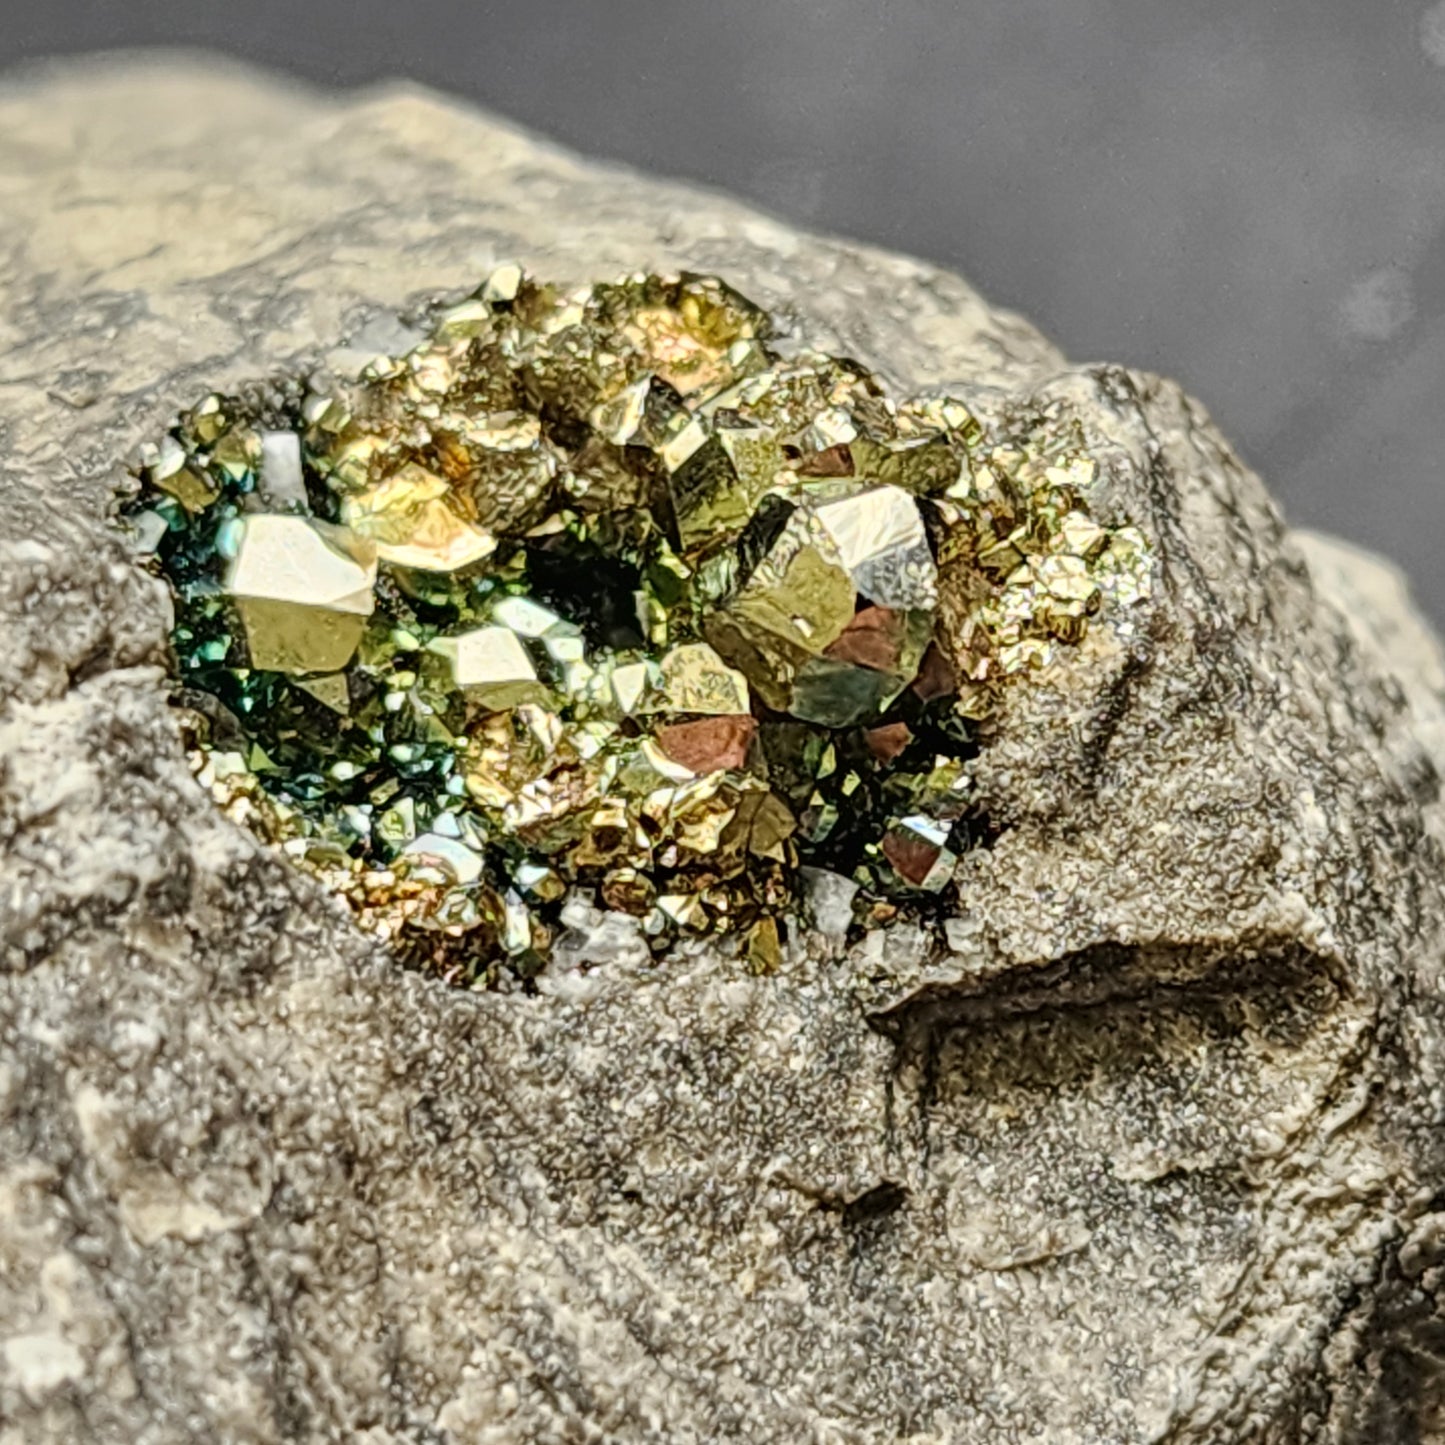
2,56,1445,1444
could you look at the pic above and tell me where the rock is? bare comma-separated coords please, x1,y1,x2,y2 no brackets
2,55,1444,1444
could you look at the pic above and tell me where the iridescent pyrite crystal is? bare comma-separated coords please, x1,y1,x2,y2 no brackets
123,269,1152,984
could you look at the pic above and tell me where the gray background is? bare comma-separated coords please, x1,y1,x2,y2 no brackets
8,0,1445,620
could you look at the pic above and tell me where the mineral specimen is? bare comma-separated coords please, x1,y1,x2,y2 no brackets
11,63,1445,1445
125,267,1151,982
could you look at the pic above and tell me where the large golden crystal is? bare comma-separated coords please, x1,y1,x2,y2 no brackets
434,626,550,711
226,515,377,674
706,483,936,725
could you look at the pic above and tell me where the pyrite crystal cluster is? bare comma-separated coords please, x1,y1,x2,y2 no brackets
124,268,1152,984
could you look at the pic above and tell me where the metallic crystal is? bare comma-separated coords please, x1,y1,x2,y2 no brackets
340,462,497,572
435,626,549,711
226,515,377,673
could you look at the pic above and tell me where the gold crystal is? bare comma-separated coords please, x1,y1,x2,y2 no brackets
340,462,497,572
810,483,937,610
135,263,1155,985
400,832,484,885
707,485,935,725
658,642,751,715
149,435,219,512
434,626,549,711
227,515,377,674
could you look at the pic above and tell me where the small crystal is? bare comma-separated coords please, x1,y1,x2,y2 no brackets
341,463,497,572
492,595,564,638
800,867,858,938
882,815,956,891
297,672,351,715
658,642,751,715
864,721,912,762
745,915,782,974
435,626,548,711
401,833,484,885
126,509,169,554
480,262,524,304
150,434,219,512
258,430,307,507
654,716,756,775
609,660,655,716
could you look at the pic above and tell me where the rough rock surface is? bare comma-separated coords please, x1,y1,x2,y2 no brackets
2,55,1445,1444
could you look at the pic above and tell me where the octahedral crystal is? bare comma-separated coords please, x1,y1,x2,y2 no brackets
226,514,377,674
123,266,1152,985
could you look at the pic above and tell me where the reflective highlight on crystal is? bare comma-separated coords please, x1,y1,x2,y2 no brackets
125,267,1152,984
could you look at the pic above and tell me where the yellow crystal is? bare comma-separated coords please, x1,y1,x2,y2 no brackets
340,462,497,572
227,515,377,674
435,626,549,711
811,483,937,610
658,642,751,715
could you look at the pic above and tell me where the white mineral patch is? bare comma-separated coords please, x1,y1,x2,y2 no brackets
800,866,859,938
3,1333,85,1402
258,430,307,506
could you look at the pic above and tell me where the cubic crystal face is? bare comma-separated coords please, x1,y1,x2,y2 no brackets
123,268,1152,985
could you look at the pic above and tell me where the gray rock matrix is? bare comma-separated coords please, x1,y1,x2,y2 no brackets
2,56,1444,1444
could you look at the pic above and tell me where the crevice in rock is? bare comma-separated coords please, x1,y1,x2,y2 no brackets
873,937,1346,1039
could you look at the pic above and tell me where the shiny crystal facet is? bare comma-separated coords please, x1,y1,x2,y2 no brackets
436,626,549,711
340,462,497,572
658,643,751,715
226,515,377,673
707,485,936,726
258,430,308,507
